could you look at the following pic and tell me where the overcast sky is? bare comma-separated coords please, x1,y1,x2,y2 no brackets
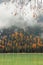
0,0,10,3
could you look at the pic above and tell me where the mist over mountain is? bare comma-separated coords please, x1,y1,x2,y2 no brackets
0,0,43,38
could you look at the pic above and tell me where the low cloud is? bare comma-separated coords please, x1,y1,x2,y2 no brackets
0,0,43,30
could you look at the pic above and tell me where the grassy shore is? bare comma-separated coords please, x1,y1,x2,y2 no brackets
0,53,43,65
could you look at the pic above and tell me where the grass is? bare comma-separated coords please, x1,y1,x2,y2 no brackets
0,53,43,65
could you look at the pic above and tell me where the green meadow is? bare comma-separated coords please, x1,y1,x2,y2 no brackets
0,53,43,65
